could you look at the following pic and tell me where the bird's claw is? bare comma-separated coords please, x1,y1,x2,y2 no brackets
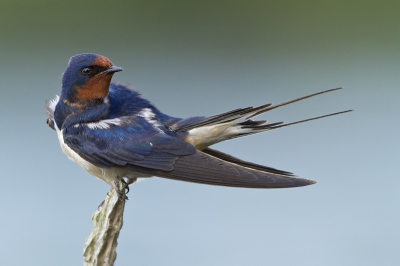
124,181,130,194
114,179,129,202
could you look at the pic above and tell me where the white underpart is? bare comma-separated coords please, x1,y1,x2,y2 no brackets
55,124,118,186
54,120,151,188
47,96,152,187
138,108,164,133
186,110,263,150
186,123,240,149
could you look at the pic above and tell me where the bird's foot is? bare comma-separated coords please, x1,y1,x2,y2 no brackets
114,179,129,202
124,179,130,195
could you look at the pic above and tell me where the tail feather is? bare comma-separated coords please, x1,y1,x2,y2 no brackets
179,88,352,148
174,87,346,133
248,87,344,119
266,110,353,130
174,104,272,132
226,109,353,140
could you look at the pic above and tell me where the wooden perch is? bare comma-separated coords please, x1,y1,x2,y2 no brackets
83,183,127,266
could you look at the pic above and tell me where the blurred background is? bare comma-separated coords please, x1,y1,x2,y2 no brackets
1,1,399,265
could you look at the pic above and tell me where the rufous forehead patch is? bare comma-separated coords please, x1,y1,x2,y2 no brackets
93,56,113,68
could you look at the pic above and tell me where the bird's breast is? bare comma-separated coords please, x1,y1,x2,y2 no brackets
55,125,99,175
54,124,151,186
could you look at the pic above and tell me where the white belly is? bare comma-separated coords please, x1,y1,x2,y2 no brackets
55,125,149,187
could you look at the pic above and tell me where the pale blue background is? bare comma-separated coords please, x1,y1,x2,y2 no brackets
0,1,399,265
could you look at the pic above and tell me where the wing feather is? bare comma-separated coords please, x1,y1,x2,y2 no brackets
63,117,196,171
202,147,293,176
126,150,315,188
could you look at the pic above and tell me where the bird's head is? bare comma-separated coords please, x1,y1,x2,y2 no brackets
61,53,123,104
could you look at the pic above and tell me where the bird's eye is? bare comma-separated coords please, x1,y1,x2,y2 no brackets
81,67,93,75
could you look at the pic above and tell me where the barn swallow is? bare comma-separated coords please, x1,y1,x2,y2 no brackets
46,53,352,199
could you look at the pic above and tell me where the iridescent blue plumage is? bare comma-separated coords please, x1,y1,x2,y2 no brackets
63,106,196,170
56,54,196,171
46,53,351,198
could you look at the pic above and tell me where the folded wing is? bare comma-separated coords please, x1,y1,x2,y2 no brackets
128,150,315,188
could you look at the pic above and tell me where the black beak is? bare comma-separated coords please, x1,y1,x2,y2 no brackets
97,65,123,75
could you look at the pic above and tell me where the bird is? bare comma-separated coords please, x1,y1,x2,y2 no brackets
46,53,352,200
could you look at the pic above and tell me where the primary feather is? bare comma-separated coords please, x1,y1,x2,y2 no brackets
46,53,352,195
